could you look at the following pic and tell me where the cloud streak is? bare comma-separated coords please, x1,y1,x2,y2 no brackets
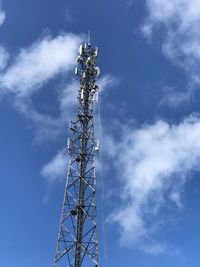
41,149,67,184
0,33,83,141
0,1,5,26
0,46,9,70
143,0,200,104
106,114,200,253
0,33,81,96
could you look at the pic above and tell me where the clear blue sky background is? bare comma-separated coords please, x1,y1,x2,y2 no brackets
0,0,200,267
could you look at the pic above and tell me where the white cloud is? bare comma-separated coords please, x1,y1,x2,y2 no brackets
23,80,78,142
59,80,78,120
0,46,9,70
98,74,119,93
0,33,83,141
0,2,6,26
143,0,200,103
107,114,200,252
0,33,81,96
41,149,67,184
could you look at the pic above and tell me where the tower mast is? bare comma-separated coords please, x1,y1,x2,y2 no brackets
54,39,100,267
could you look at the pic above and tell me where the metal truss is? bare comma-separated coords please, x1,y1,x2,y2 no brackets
54,40,100,267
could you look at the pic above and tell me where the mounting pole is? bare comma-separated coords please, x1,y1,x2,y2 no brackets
54,40,100,267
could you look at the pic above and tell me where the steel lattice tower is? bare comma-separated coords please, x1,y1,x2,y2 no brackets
54,40,100,267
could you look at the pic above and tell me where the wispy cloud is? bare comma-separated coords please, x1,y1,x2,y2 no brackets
106,114,200,253
59,80,78,121
142,0,200,105
65,8,73,22
0,46,9,70
0,33,82,141
41,149,67,184
40,75,117,183
0,3,7,70
0,33,81,96
0,1,5,26
98,74,119,93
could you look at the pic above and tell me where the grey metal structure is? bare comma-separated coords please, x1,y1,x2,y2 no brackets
54,40,100,267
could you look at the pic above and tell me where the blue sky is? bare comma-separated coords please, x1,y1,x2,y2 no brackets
1,0,200,267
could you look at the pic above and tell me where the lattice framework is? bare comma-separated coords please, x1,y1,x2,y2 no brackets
54,41,100,267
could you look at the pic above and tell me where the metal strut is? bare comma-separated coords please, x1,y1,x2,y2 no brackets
54,40,100,267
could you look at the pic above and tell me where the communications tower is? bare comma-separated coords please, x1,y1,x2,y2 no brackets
54,39,100,267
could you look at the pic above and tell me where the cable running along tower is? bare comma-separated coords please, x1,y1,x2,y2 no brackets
54,39,100,267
